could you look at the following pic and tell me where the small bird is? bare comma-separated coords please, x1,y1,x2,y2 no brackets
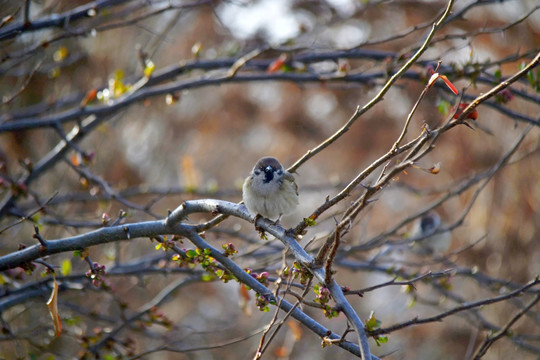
369,211,451,263
242,157,299,220
409,211,451,255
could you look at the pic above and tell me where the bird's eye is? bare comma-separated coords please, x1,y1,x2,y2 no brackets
277,169,283,175
254,170,261,176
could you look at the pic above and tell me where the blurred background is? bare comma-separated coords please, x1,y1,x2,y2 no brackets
1,0,540,359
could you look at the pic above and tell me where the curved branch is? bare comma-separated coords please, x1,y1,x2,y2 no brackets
167,200,375,359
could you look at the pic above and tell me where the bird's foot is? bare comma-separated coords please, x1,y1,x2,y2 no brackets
271,214,283,227
253,214,263,229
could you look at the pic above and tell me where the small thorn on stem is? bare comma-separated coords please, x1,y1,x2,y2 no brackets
33,225,48,249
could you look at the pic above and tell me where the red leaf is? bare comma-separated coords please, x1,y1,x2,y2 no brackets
267,54,288,73
453,103,478,120
439,75,459,95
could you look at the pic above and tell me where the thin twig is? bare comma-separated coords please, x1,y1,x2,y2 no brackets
471,294,540,359
370,278,540,336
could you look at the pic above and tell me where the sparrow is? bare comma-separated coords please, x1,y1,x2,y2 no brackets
369,211,451,263
242,157,299,220
409,211,451,255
